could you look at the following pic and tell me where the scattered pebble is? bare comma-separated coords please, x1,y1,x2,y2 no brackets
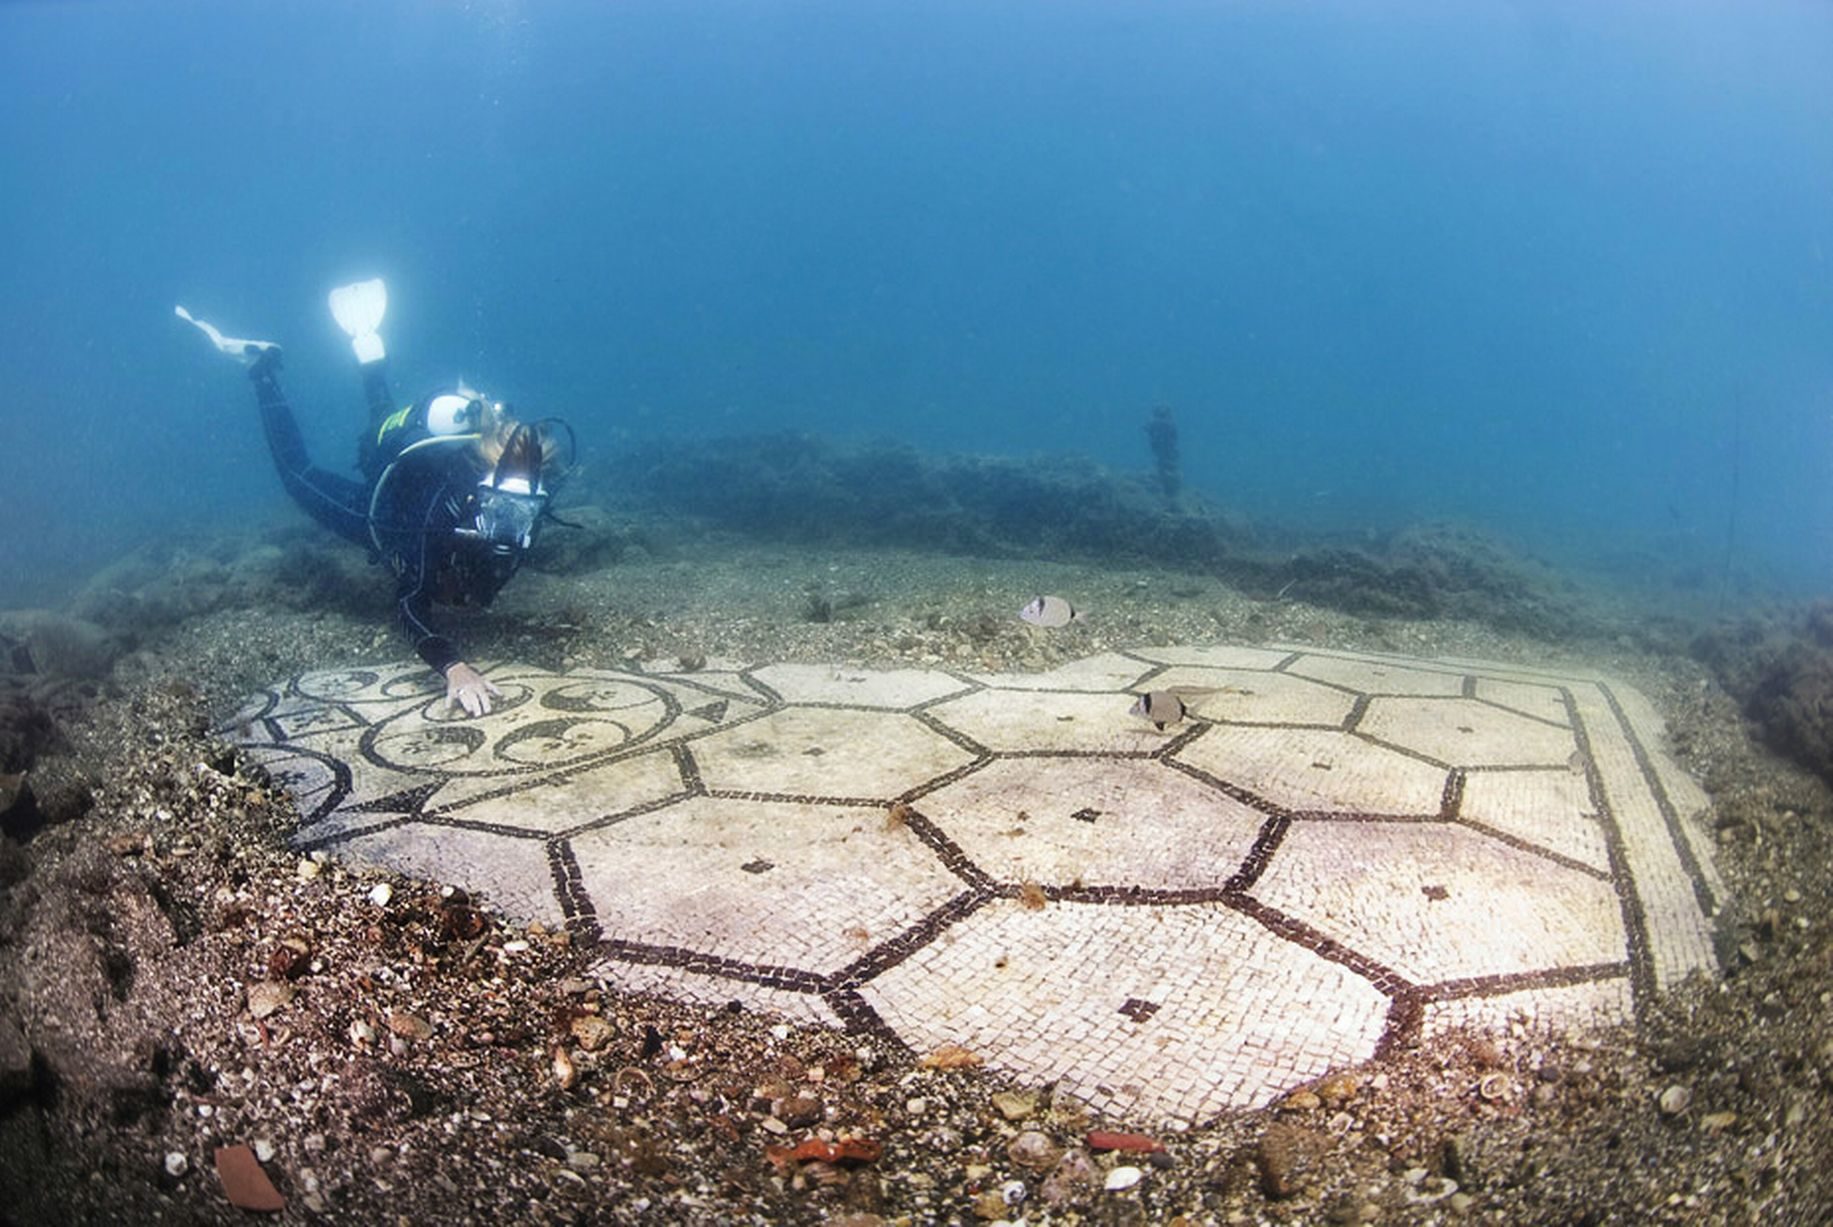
1257,1123,1329,1199
1658,1085,1693,1116
1040,1150,1096,1206
246,981,294,1020
569,1014,614,1051
387,1010,433,1041
105,833,144,857
1404,1165,1460,1205
1104,1164,1143,1191
1007,1130,1064,1172
164,1151,188,1178
970,1189,1006,1219
991,1090,1036,1121
1316,1073,1359,1104
775,1095,823,1128
367,882,392,907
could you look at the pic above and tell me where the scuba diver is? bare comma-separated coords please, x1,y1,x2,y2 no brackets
176,280,573,717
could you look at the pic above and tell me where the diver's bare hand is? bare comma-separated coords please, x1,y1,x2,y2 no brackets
444,662,501,718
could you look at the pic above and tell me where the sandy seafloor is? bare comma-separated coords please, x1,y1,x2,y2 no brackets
1,536,1829,1225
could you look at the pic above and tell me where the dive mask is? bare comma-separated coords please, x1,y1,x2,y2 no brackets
468,478,546,551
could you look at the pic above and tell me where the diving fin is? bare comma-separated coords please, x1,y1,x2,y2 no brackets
174,305,280,364
329,278,388,365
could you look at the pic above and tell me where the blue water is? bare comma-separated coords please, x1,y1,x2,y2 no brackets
3,0,1830,607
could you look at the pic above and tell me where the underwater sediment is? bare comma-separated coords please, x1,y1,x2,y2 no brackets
0,441,1827,1224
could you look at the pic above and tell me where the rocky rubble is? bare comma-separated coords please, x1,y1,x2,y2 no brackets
0,537,1828,1223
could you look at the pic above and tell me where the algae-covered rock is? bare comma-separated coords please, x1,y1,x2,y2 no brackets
607,432,1246,566
0,611,122,680
1697,602,1833,784
525,504,641,574
2,845,177,1104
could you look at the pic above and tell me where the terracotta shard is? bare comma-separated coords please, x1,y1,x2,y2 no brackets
1087,1129,1164,1153
831,1136,883,1163
215,1144,285,1212
765,1136,883,1169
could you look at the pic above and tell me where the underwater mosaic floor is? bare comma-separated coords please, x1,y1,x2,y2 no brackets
228,645,1726,1125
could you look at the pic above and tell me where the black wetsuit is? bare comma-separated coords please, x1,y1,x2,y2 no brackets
249,351,518,675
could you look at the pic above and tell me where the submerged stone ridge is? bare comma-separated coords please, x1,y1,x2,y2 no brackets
228,646,1725,1124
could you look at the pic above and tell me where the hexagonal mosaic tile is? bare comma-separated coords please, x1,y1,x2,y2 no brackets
228,645,1726,1124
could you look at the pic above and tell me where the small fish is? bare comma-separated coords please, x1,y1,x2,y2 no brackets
1128,686,1218,731
1018,595,1081,628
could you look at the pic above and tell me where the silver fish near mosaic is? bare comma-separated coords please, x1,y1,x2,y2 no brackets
1128,686,1217,731
1018,595,1081,628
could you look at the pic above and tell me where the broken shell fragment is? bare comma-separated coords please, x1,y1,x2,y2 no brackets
552,1045,578,1090
917,1043,982,1070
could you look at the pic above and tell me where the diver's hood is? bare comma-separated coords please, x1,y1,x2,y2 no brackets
484,421,547,494
424,388,505,437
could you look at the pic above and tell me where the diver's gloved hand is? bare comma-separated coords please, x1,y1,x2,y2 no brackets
174,305,280,364
444,662,502,718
